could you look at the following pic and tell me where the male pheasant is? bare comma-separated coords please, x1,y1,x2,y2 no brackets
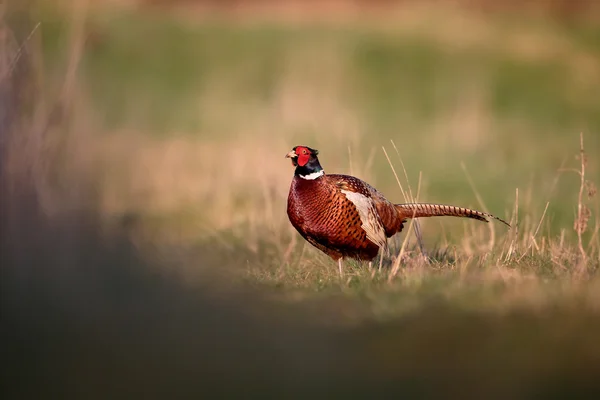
286,145,510,275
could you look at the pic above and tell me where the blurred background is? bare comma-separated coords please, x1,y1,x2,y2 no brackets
2,0,600,398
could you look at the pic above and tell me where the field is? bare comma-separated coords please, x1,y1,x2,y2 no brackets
2,1,600,397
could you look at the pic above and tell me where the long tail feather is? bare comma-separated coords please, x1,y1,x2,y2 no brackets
395,203,510,227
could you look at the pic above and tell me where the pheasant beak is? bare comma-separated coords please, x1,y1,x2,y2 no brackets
285,150,297,159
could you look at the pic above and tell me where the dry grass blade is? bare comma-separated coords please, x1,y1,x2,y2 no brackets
575,133,588,263
3,22,40,80
61,0,88,111
348,145,353,176
460,161,496,251
388,170,424,281
586,221,599,256
382,144,424,255
391,139,426,256
502,187,519,262
557,133,592,266
391,140,414,202
382,145,406,200
388,212,417,282
517,201,550,262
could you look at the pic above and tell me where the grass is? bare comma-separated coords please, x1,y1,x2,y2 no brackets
20,0,600,307
2,1,600,397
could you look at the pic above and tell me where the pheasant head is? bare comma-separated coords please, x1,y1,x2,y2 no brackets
286,145,324,179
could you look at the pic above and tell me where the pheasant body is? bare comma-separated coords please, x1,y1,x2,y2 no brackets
285,146,509,263
288,173,398,260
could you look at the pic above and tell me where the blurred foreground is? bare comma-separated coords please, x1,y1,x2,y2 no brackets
2,1,600,398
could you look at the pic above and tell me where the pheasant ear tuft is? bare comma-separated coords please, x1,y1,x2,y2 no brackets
312,149,319,156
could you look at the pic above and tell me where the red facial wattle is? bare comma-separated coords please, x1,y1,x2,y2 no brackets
295,146,311,166
297,153,310,166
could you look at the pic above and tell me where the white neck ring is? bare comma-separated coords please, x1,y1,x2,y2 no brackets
299,170,324,180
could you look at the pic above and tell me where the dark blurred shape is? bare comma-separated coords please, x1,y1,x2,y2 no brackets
2,7,600,400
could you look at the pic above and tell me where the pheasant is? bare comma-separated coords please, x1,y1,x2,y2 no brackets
285,145,510,275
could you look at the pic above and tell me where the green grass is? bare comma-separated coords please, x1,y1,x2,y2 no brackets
31,5,600,285
36,8,599,220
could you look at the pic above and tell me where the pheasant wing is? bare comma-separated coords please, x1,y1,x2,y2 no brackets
332,175,388,251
